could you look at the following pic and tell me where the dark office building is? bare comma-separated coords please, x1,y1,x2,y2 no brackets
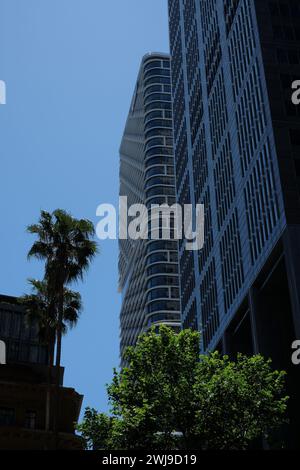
119,53,181,362
0,294,83,449
168,0,300,447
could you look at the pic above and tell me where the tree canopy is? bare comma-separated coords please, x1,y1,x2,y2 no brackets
78,326,288,450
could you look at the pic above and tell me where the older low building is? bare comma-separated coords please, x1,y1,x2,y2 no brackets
0,294,83,450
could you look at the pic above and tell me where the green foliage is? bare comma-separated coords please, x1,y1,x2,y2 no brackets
77,408,113,450
78,326,288,450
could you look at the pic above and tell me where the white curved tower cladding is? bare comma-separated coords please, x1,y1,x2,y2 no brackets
119,53,181,363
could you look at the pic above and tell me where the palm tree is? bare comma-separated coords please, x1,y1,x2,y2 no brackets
20,278,82,435
20,278,82,367
27,209,97,446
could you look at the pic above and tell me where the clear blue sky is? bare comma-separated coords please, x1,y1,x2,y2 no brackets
0,0,169,415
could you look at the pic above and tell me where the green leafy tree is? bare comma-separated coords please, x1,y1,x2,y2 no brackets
78,326,288,450
77,408,116,450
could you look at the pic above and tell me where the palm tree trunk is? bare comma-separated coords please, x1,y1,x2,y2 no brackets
55,313,63,369
45,336,55,435
53,287,64,449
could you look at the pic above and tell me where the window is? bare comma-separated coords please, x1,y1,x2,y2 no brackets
145,84,163,95
294,159,300,177
147,263,178,276
145,137,164,151
290,129,300,146
145,130,173,141
146,186,175,199
171,288,180,298
277,49,288,64
145,110,163,123
25,410,37,430
147,300,180,314
279,3,289,17
144,76,170,88
145,146,173,158
147,240,178,253
145,101,172,113
144,68,170,81
147,275,179,289
145,119,173,132
145,166,166,179
147,312,179,327
145,176,174,189
147,252,169,264
147,288,169,302
144,92,171,107
145,157,174,168
144,60,162,72
288,51,299,65
0,408,15,426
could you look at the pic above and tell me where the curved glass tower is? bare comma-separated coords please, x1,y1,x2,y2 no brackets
119,53,181,363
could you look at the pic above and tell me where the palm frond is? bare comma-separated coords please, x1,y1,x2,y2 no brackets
27,241,52,260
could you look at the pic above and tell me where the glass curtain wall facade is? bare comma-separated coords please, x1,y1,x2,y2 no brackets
168,0,300,446
119,53,181,363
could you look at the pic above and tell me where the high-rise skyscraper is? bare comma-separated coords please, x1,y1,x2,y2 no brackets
168,0,300,446
119,53,181,361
